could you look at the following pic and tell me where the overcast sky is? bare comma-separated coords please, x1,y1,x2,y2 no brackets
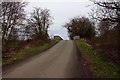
25,0,93,40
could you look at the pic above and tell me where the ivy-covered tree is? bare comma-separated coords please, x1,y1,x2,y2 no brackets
64,16,95,40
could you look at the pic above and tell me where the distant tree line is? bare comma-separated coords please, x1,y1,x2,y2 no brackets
0,2,53,56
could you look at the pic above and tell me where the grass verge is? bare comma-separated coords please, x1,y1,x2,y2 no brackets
75,39,120,78
3,40,59,66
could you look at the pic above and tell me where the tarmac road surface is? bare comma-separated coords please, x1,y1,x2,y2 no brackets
3,40,93,78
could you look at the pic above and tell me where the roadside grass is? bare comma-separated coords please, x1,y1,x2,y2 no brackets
3,40,59,66
75,39,120,78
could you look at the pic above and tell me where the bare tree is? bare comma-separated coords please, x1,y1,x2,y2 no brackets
90,0,120,25
0,2,27,56
27,7,53,40
89,0,120,43
1,2,27,44
89,0,120,62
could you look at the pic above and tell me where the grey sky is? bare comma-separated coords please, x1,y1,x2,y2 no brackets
25,0,93,40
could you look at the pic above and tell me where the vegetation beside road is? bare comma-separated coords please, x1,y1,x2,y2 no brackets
2,2,58,67
75,39,120,78
3,40,59,66
64,1,120,74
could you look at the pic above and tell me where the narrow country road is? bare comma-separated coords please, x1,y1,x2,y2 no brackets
3,40,93,78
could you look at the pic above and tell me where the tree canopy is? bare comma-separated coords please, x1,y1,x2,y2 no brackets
64,17,95,40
